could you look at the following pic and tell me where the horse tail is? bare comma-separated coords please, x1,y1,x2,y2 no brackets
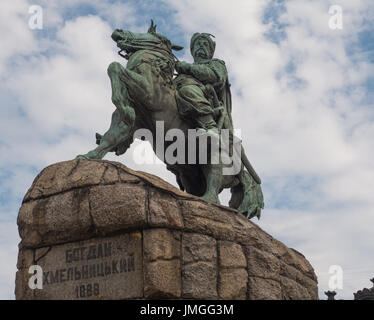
229,169,264,219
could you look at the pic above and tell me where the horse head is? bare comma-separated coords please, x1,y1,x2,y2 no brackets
111,20,183,59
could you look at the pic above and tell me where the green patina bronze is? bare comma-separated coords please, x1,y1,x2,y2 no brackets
77,21,264,219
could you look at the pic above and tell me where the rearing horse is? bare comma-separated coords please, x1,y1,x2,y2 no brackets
77,22,264,219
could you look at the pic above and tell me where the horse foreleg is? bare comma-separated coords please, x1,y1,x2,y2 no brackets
76,109,134,159
119,64,154,106
107,62,136,126
76,62,137,160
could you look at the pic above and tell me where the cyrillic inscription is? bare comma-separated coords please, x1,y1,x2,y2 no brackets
33,233,143,299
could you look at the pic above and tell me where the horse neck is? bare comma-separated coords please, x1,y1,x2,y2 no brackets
127,50,189,135
129,49,174,74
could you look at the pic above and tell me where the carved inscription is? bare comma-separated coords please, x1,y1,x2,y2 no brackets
33,233,143,299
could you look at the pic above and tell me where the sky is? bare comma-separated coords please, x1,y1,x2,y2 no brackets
0,0,373,300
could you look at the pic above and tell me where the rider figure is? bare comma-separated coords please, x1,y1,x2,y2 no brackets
174,33,232,133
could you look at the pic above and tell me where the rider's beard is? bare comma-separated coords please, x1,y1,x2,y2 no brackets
193,47,211,62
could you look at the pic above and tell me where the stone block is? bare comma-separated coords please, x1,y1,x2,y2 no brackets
218,268,247,300
89,183,147,234
248,277,281,300
280,276,311,300
143,229,180,261
180,200,237,241
218,241,246,268
182,261,217,299
182,233,216,264
18,188,92,248
244,246,280,281
148,189,183,229
24,232,143,300
144,259,181,299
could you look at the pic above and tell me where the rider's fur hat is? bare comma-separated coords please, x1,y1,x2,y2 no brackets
190,33,216,58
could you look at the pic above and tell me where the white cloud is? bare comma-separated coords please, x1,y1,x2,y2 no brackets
0,221,19,299
0,0,38,75
35,0,137,29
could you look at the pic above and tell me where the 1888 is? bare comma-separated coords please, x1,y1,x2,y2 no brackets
75,283,99,298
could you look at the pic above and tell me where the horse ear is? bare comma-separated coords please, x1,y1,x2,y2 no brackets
148,19,157,34
171,44,183,51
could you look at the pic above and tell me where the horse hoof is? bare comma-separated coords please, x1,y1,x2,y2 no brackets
201,193,220,204
75,154,90,160
76,151,100,160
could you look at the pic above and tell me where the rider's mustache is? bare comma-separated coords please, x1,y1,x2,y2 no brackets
193,46,210,57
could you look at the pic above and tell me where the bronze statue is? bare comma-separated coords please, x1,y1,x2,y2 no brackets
77,21,264,219
174,32,227,131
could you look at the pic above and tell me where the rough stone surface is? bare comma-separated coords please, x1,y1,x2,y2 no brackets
17,233,143,300
16,160,318,300
89,183,147,234
245,246,281,281
218,241,246,268
144,229,180,261
248,277,282,300
148,189,183,229
143,229,182,299
218,241,247,300
219,268,248,300
182,233,218,299
182,233,217,264
144,259,181,299
183,261,218,299
18,189,92,248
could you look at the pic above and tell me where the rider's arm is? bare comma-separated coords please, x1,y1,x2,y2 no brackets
190,59,227,85
189,64,217,83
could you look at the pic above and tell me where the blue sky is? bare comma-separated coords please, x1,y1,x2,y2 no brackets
0,0,374,299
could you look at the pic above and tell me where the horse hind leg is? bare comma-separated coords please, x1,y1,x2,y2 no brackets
200,163,222,204
76,109,134,159
230,170,264,219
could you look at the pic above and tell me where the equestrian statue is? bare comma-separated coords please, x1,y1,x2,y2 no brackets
76,21,264,219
